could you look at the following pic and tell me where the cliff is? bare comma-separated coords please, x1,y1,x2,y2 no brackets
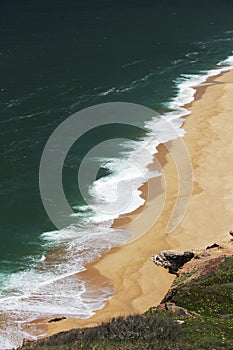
18,239,233,350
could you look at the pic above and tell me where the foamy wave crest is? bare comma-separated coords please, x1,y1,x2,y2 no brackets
164,53,233,122
98,53,233,230
0,226,130,348
121,60,144,68
2,54,233,349
88,156,157,224
98,73,153,97
217,54,233,67
0,325,34,350
81,110,185,227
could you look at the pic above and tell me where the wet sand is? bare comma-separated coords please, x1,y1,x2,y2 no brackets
33,69,233,338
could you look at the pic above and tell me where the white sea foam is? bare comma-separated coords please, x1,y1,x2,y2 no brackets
87,156,157,222
121,59,144,68
217,54,233,67
172,55,233,108
0,326,34,350
1,53,233,349
89,53,233,226
0,225,130,348
98,73,153,97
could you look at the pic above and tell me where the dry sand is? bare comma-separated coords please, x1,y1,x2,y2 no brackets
32,69,233,338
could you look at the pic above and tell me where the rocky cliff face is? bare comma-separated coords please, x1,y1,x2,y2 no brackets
153,250,194,275
156,238,233,308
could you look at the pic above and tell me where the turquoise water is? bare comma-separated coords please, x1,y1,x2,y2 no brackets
0,0,233,347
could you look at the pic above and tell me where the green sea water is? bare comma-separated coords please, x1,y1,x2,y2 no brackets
0,0,233,347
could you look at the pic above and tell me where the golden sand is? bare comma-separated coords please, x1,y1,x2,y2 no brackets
34,69,233,338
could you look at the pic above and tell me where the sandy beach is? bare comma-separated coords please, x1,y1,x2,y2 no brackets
32,68,233,339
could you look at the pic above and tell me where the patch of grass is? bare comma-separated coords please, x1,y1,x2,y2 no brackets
22,314,181,350
148,257,233,349
173,270,196,285
170,257,233,316
20,257,233,350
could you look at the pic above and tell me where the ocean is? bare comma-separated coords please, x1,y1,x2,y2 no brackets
0,0,233,348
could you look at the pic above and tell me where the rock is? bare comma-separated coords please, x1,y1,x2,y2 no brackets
21,338,36,348
229,230,233,237
176,320,185,324
219,313,233,319
157,302,196,317
47,316,67,323
206,243,220,250
153,250,194,274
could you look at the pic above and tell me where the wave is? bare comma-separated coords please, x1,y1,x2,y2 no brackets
168,55,233,112
1,53,233,349
0,226,129,348
98,73,153,97
217,55,233,67
121,60,144,68
92,54,233,226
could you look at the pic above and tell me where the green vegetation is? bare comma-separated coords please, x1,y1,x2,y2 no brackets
173,270,196,285
20,257,233,350
171,257,233,316
21,315,181,350
147,257,233,349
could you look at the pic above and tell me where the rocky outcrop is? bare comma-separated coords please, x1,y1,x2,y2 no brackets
206,243,220,249
153,250,194,275
48,316,67,323
157,302,198,317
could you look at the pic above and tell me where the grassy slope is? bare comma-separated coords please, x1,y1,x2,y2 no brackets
20,257,233,350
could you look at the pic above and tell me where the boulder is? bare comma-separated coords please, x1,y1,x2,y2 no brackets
206,243,220,250
153,250,194,274
48,316,67,323
157,302,194,317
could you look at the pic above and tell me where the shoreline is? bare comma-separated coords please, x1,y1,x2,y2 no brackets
21,238,233,349
24,68,233,340
112,71,230,234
